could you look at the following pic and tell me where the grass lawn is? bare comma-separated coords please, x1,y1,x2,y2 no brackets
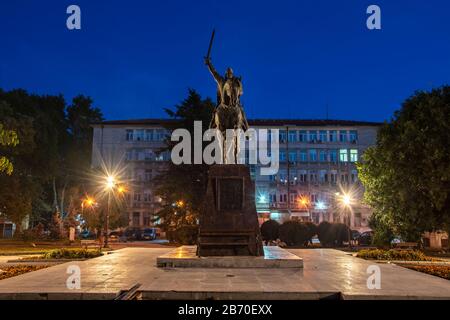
0,265,50,280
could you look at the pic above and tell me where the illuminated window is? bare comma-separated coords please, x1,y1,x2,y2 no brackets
339,149,348,162
350,149,358,162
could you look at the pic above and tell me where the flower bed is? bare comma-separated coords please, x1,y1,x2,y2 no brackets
356,249,431,261
0,265,49,280
42,248,103,259
403,265,450,280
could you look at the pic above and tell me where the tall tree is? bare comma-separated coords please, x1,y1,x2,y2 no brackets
0,89,104,235
155,89,214,231
358,86,450,242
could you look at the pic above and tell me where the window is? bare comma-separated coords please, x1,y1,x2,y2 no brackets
288,131,297,143
288,151,297,162
299,130,307,142
308,131,317,142
308,149,317,161
290,194,296,204
155,129,166,141
145,129,153,141
270,194,276,203
144,149,154,161
299,149,307,162
319,130,327,142
132,212,140,227
319,150,327,162
279,131,287,142
135,129,145,141
126,129,133,141
299,173,307,183
329,130,337,142
143,192,151,202
133,193,142,202
279,151,286,162
319,170,327,183
125,151,132,161
329,149,337,162
349,130,358,142
310,194,318,203
143,212,151,226
145,170,152,181
330,173,337,184
354,212,362,227
339,130,347,142
350,149,358,162
339,149,348,162
309,171,317,183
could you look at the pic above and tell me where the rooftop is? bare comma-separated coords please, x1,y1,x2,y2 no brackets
93,118,383,127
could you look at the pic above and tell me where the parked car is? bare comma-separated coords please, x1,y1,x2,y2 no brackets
79,230,96,239
108,231,122,242
357,231,373,246
123,227,143,241
142,228,157,240
351,230,361,240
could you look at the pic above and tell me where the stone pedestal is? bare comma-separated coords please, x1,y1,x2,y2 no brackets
197,164,263,256
157,246,303,268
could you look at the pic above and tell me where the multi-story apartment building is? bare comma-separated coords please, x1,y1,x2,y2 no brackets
91,119,380,232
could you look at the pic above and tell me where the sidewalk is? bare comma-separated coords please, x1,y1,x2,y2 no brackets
0,248,448,300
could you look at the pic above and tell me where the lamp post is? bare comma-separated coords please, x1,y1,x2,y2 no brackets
339,193,353,249
102,175,126,248
104,175,116,248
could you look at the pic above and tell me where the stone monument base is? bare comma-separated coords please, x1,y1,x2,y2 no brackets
156,245,303,268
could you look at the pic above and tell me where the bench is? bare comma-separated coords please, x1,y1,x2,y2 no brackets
395,242,418,249
80,240,100,249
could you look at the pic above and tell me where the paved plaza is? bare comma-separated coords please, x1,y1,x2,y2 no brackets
0,248,449,300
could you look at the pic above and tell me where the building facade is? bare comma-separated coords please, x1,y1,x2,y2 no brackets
91,119,380,232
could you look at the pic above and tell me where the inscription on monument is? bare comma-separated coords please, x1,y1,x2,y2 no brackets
217,178,243,211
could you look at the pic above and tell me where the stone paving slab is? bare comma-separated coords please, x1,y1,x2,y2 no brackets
0,247,448,300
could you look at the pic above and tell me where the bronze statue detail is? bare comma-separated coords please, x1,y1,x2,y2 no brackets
204,30,249,163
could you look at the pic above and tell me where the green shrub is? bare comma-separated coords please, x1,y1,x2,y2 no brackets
317,221,336,246
260,220,280,241
279,221,316,247
43,248,103,259
317,222,351,247
356,249,430,261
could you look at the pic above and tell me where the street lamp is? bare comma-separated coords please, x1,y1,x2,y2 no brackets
103,174,118,248
337,191,353,249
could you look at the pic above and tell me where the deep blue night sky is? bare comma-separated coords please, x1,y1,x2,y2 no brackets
0,0,449,121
